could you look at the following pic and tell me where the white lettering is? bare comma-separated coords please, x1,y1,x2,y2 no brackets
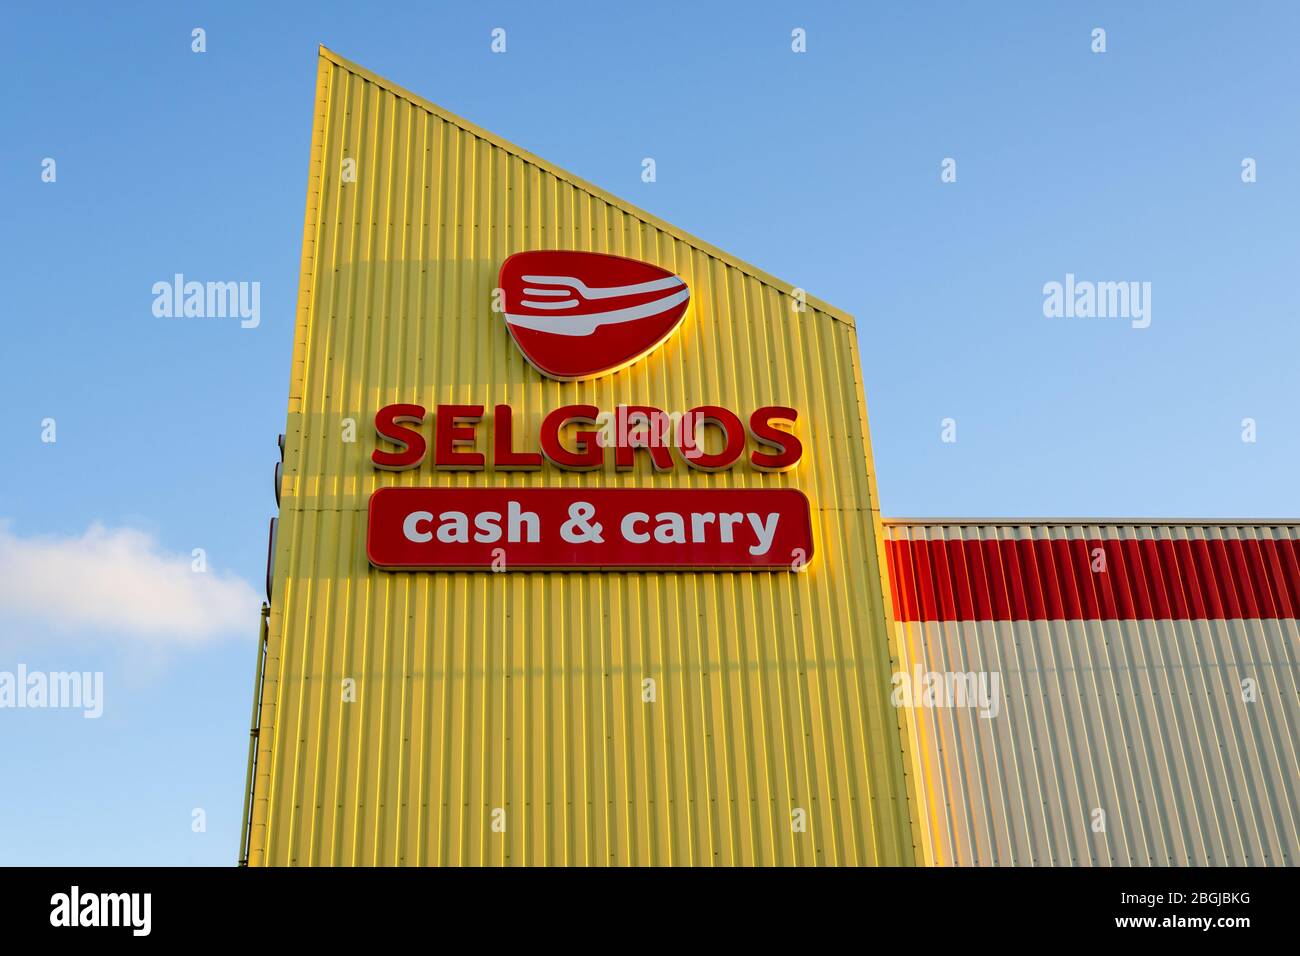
473,511,503,543
719,512,744,543
50,886,151,936
653,512,686,544
746,512,779,556
437,511,469,543
690,512,716,539
621,512,650,543
507,500,540,543
403,511,434,543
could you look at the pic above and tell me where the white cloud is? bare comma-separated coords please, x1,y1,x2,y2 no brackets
0,522,260,646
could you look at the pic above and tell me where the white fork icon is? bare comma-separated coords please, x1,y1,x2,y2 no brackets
508,273,689,335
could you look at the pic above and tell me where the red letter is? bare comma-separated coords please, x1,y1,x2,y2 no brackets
539,405,603,471
749,406,802,471
678,406,745,471
614,405,674,472
433,404,485,470
493,405,542,471
373,404,427,471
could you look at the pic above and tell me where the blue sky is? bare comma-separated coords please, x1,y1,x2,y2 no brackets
1,1,1296,864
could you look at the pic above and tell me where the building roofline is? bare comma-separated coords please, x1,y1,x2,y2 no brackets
317,46,856,328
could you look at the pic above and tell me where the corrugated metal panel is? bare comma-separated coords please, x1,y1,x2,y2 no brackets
244,49,917,865
884,520,1300,866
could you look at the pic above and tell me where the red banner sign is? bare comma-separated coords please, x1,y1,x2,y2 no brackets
368,487,813,571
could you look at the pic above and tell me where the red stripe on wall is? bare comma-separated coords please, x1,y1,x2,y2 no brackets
886,536,1300,622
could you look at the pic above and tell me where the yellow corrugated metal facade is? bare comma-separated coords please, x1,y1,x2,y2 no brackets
244,49,917,865
884,520,1300,867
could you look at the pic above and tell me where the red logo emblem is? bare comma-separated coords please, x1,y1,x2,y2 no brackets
499,250,690,381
